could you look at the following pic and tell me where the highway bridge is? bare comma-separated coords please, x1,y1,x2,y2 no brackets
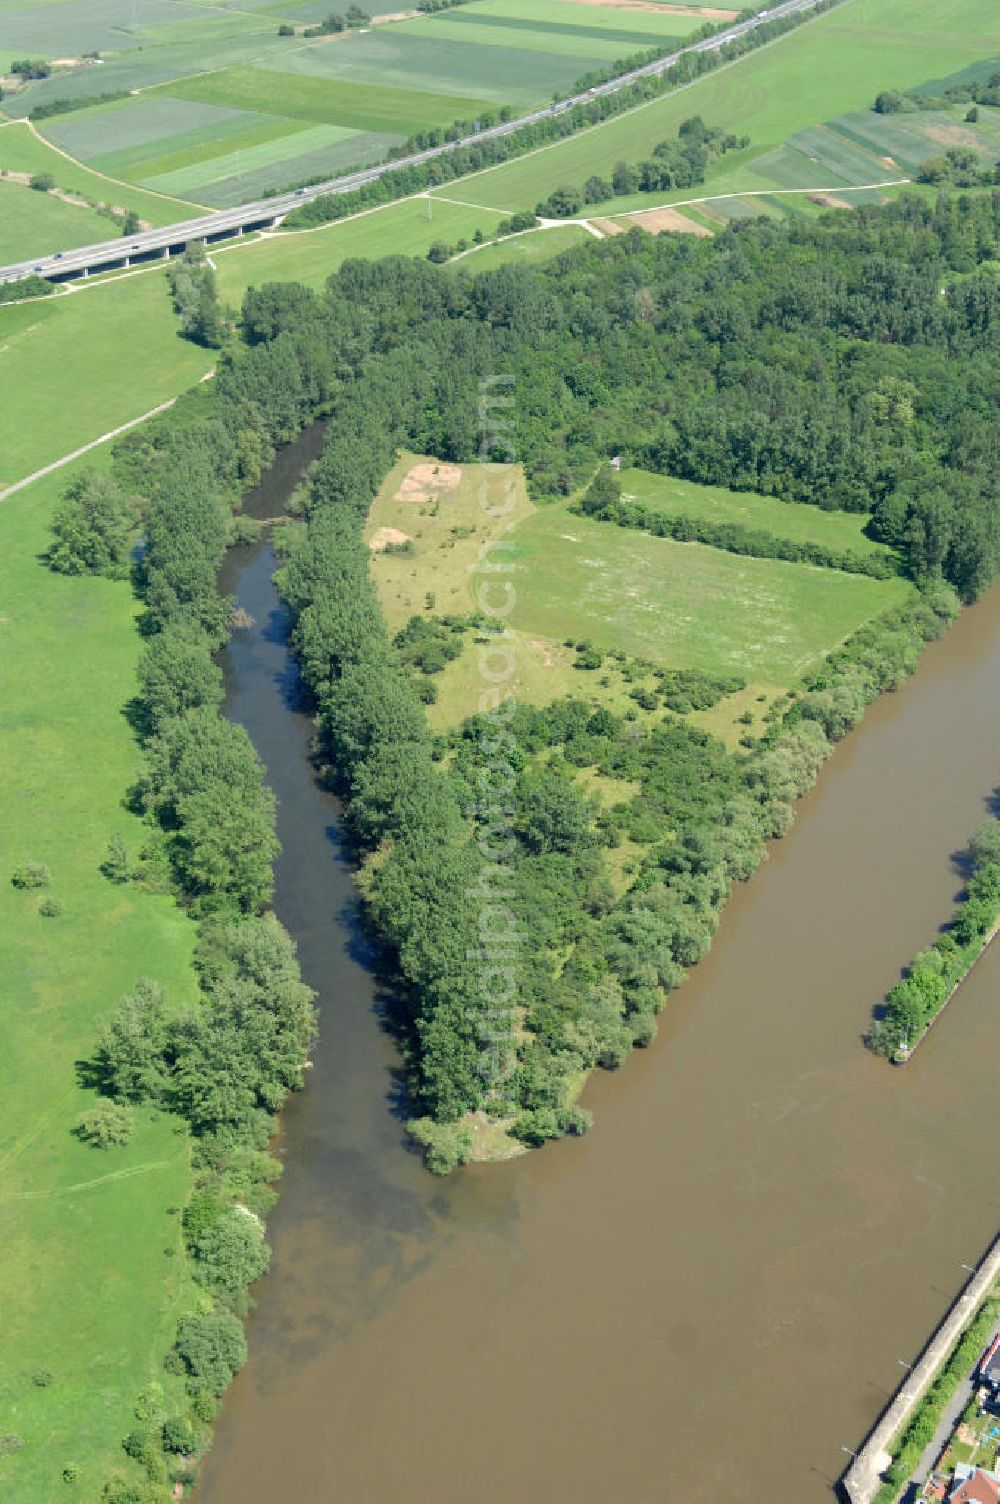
0,0,822,287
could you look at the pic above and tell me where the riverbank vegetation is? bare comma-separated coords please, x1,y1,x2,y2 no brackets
4,173,999,1493
868,819,1000,1060
3,337,335,1500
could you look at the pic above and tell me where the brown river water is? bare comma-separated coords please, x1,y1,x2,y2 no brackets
200,428,1000,1504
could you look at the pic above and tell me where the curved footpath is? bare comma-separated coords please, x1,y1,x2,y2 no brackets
843,1233,1000,1504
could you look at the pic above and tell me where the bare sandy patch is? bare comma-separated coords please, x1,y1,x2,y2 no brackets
395,461,463,503
369,526,412,552
923,122,980,149
809,193,853,210
589,217,629,236
530,637,556,668
628,206,713,237
564,0,738,15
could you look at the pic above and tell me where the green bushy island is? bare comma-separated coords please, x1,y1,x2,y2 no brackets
868,818,1000,1060
40,188,1000,1498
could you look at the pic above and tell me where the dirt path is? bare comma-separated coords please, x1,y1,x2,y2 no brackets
1,395,187,501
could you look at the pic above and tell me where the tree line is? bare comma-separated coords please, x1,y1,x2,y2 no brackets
577,465,901,579
47,329,341,1501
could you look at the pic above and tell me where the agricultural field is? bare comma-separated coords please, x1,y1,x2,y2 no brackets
2,0,716,213
0,456,200,1504
0,272,211,490
365,455,913,734
451,0,999,213
618,469,893,558
0,120,195,227
212,193,506,302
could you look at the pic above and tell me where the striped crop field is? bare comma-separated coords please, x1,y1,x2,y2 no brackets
5,0,716,217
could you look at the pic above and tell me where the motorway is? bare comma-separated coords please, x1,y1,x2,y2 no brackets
0,0,823,286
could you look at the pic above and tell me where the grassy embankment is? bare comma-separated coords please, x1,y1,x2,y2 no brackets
365,454,913,743
0,457,201,1504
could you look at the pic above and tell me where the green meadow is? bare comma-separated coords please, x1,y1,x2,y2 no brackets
0,179,114,265
160,69,490,135
0,458,200,1504
366,457,912,731
212,195,506,302
619,469,893,558
504,503,912,685
0,273,211,490
453,222,594,272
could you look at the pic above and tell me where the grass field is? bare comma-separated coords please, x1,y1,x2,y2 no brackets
366,455,913,732
619,469,894,557
0,272,211,490
0,457,200,1504
504,504,911,682
0,178,115,265
453,223,595,271
160,69,492,135
213,195,506,302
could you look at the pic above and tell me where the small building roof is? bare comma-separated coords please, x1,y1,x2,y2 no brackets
949,1464,1000,1504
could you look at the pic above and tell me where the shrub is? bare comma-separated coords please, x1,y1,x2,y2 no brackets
161,1415,196,1454
39,895,64,917
407,1118,474,1175
49,471,138,577
190,1207,270,1296
29,171,55,191
76,1100,134,1149
100,835,134,884
12,861,50,889
171,1311,247,1396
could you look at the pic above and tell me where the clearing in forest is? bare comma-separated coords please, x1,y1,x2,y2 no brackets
366,456,914,736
